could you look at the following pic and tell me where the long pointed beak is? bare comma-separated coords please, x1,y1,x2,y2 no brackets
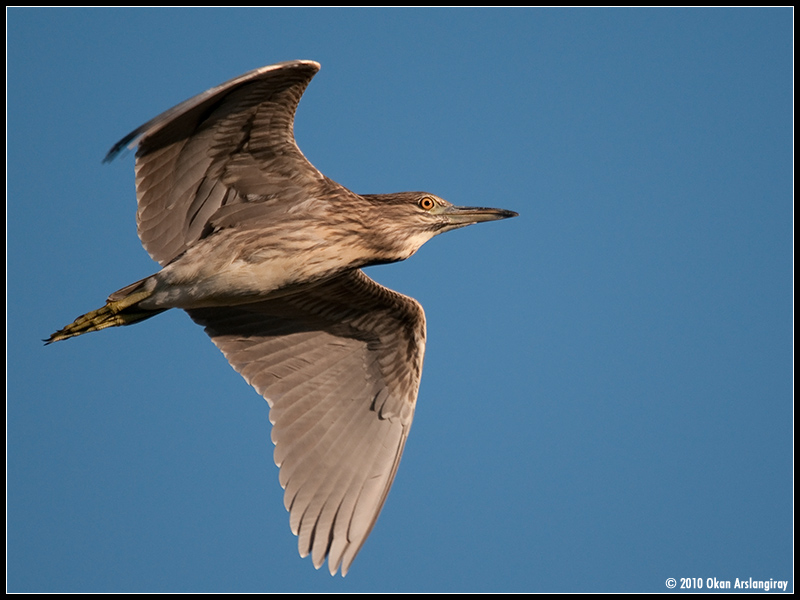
442,205,519,229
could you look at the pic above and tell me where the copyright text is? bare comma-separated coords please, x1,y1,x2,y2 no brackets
666,577,789,591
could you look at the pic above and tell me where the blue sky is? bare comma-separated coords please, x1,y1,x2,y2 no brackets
7,8,792,593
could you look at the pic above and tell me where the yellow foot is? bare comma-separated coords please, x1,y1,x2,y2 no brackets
45,290,159,344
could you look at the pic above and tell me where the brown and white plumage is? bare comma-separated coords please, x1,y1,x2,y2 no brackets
48,60,516,575
188,269,424,574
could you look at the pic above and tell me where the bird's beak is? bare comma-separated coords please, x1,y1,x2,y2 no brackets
442,205,519,229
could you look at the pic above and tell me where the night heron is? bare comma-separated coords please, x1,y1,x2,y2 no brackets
47,60,517,575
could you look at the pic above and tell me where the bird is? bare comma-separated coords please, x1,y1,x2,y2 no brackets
47,60,517,576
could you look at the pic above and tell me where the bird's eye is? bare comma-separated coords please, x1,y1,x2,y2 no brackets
419,197,435,211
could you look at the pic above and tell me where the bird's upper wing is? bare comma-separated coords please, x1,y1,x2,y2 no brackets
106,60,340,266
186,269,426,576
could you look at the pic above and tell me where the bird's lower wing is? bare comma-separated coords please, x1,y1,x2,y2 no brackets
186,269,426,575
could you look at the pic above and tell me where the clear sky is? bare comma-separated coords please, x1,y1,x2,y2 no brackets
7,7,792,593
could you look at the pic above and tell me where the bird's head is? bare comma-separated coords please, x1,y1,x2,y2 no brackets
359,192,518,264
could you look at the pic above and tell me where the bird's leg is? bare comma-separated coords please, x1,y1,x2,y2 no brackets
45,278,165,344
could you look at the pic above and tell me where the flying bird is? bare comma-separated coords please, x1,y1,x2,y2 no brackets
47,60,517,575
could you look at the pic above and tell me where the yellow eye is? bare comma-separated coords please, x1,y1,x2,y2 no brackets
419,197,435,211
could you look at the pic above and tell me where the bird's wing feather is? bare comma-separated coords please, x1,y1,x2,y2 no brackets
186,269,426,575
105,60,344,266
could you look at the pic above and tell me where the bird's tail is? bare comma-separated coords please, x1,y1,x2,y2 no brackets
45,277,165,344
